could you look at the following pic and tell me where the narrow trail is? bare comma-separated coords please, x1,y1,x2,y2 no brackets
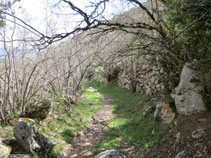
64,95,114,158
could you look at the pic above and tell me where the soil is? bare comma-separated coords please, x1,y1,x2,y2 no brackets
146,112,211,158
64,95,114,158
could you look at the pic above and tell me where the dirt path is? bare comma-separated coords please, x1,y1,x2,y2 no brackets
64,95,114,158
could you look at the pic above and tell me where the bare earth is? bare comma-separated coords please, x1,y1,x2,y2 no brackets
64,95,114,158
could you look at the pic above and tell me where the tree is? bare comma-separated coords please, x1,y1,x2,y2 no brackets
1,0,210,98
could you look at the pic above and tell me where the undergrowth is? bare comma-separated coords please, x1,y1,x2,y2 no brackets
0,86,104,158
43,86,104,157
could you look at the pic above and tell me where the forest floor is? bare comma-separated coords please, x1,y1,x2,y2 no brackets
64,95,114,158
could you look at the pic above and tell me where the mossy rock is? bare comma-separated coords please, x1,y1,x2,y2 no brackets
22,99,52,120
0,143,12,158
10,118,35,125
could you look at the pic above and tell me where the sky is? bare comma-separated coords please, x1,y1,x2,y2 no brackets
13,0,147,35
0,0,147,52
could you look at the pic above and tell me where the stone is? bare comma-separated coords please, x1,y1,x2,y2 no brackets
0,125,3,132
154,102,175,123
176,132,181,143
117,55,162,95
173,62,206,115
175,151,185,158
143,106,154,116
10,118,35,125
192,129,205,139
10,154,31,158
154,101,163,120
14,121,55,155
64,95,76,105
95,149,124,158
152,129,155,136
22,99,52,120
0,143,12,158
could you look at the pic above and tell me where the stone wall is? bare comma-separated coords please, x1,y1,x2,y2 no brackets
118,55,164,95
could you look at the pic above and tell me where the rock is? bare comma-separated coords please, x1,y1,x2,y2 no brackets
173,62,206,115
0,125,3,132
154,102,175,123
10,154,31,158
14,121,55,155
10,118,35,125
175,151,185,158
22,99,52,120
143,106,154,116
95,149,124,158
117,55,162,95
0,143,12,158
64,95,76,105
176,132,181,143
152,129,155,136
154,101,163,120
192,129,205,139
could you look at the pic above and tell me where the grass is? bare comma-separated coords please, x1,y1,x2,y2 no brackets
0,85,104,158
0,80,170,157
88,80,168,158
42,86,104,157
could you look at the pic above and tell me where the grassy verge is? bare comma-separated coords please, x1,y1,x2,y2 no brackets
0,86,104,158
42,86,104,157
89,80,169,158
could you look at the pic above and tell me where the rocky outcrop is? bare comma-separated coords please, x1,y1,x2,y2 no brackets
22,99,52,120
14,121,55,155
0,143,12,158
95,149,124,158
154,101,175,123
172,62,206,115
118,55,164,95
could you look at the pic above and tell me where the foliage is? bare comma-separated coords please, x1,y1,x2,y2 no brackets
163,0,211,102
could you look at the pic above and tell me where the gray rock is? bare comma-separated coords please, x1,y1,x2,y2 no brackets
64,95,76,105
175,151,185,158
95,149,124,158
192,129,205,139
176,132,181,143
22,99,52,120
173,62,206,115
154,101,165,120
10,154,31,158
0,143,12,158
14,121,55,155
143,106,154,116
152,129,155,136
0,125,3,132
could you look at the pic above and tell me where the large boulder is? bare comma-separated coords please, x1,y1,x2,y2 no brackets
95,149,124,158
22,99,52,120
172,62,206,115
14,121,55,155
0,143,12,158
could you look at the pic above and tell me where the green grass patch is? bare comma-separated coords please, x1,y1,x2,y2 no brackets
31,86,104,157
